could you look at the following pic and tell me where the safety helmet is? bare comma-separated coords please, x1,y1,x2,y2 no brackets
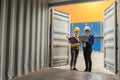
74,27,80,32
84,26,91,31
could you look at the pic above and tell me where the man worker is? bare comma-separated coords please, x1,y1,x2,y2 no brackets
83,26,94,72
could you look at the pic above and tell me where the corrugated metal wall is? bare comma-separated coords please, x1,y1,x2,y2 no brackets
0,0,49,80
71,22,103,52
118,0,120,76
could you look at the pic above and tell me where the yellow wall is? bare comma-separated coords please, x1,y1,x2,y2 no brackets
54,0,115,23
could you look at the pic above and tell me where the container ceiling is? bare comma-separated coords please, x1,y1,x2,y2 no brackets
47,0,105,7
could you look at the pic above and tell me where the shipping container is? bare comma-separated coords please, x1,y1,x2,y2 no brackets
0,0,49,80
0,0,120,80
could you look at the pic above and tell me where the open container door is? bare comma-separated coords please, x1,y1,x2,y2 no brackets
104,1,118,73
50,9,70,67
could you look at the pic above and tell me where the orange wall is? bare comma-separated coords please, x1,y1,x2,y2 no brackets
54,0,115,23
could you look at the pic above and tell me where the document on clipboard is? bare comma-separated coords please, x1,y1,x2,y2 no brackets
66,37,78,44
79,36,88,42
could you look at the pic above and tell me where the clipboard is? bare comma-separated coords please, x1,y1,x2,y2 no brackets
79,36,88,42
66,37,78,44
66,36,78,44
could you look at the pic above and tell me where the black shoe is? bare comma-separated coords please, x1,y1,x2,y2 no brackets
88,70,91,72
73,68,78,71
84,70,87,72
70,68,73,70
84,69,88,72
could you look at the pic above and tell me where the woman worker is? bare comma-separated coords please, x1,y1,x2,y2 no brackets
69,27,81,71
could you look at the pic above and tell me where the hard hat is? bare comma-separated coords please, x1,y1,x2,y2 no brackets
84,26,91,31
74,27,80,32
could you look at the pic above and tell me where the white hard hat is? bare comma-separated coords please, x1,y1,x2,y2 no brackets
84,26,91,31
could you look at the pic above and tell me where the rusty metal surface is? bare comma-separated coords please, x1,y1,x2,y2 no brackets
12,68,120,80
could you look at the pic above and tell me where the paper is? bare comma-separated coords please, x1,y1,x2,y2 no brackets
79,36,88,42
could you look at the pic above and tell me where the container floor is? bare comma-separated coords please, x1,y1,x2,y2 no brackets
55,52,113,74
13,68,120,80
